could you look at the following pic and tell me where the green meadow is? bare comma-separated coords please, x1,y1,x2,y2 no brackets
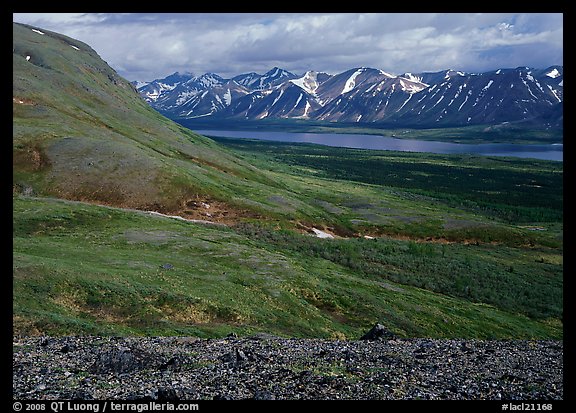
13,141,563,339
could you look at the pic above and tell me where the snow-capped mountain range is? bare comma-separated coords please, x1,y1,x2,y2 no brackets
134,65,563,127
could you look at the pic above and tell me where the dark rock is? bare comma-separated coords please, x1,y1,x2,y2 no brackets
252,390,276,400
160,357,180,371
219,347,267,368
299,370,315,384
160,263,174,270
157,387,180,401
91,346,140,374
70,389,94,400
213,394,234,400
220,348,248,366
360,323,396,341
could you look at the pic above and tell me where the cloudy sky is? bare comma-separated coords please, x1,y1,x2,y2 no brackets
12,13,563,83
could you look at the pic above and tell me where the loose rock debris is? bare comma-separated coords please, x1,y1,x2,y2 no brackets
13,334,562,400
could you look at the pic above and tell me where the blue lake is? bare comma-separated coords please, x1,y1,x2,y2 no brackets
194,129,563,162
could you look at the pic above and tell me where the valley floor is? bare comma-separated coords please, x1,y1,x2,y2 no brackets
13,335,563,400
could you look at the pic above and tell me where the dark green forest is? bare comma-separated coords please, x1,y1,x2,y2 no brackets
211,137,563,224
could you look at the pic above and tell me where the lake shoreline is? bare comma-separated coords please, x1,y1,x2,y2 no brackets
193,129,563,162
173,118,563,146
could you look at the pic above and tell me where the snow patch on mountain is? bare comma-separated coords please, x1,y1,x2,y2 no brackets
547,85,562,102
482,80,494,91
290,71,320,95
303,101,311,117
176,90,199,105
143,83,178,102
397,93,413,111
520,74,538,100
546,68,561,78
271,89,285,107
378,70,396,78
196,73,224,89
294,93,303,109
223,89,232,106
342,68,365,94
399,78,428,94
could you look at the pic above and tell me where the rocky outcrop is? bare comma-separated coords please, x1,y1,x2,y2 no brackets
359,323,396,341
12,335,563,400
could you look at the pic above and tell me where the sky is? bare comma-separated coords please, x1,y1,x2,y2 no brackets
12,13,563,83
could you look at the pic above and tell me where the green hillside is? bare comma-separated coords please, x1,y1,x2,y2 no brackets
12,22,563,339
13,196,562,339
13,22,303,221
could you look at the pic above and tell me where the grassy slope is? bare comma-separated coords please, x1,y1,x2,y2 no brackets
13,196,562,339
12,22,307,220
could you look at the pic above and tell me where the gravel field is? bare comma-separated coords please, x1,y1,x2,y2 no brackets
13,332,563,401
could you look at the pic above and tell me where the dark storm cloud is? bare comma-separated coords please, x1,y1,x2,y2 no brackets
13,13,563,82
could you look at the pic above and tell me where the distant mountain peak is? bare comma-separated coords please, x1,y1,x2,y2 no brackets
264,67,293,76
174,70,194,76
136,65,562,128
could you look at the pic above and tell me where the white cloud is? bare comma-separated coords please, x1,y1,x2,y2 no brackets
12,13,563,82
13,13,109,26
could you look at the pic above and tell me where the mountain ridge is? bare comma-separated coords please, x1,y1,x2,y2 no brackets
136,65,563,128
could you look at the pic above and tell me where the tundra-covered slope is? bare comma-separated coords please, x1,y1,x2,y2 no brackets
13,22,306,221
